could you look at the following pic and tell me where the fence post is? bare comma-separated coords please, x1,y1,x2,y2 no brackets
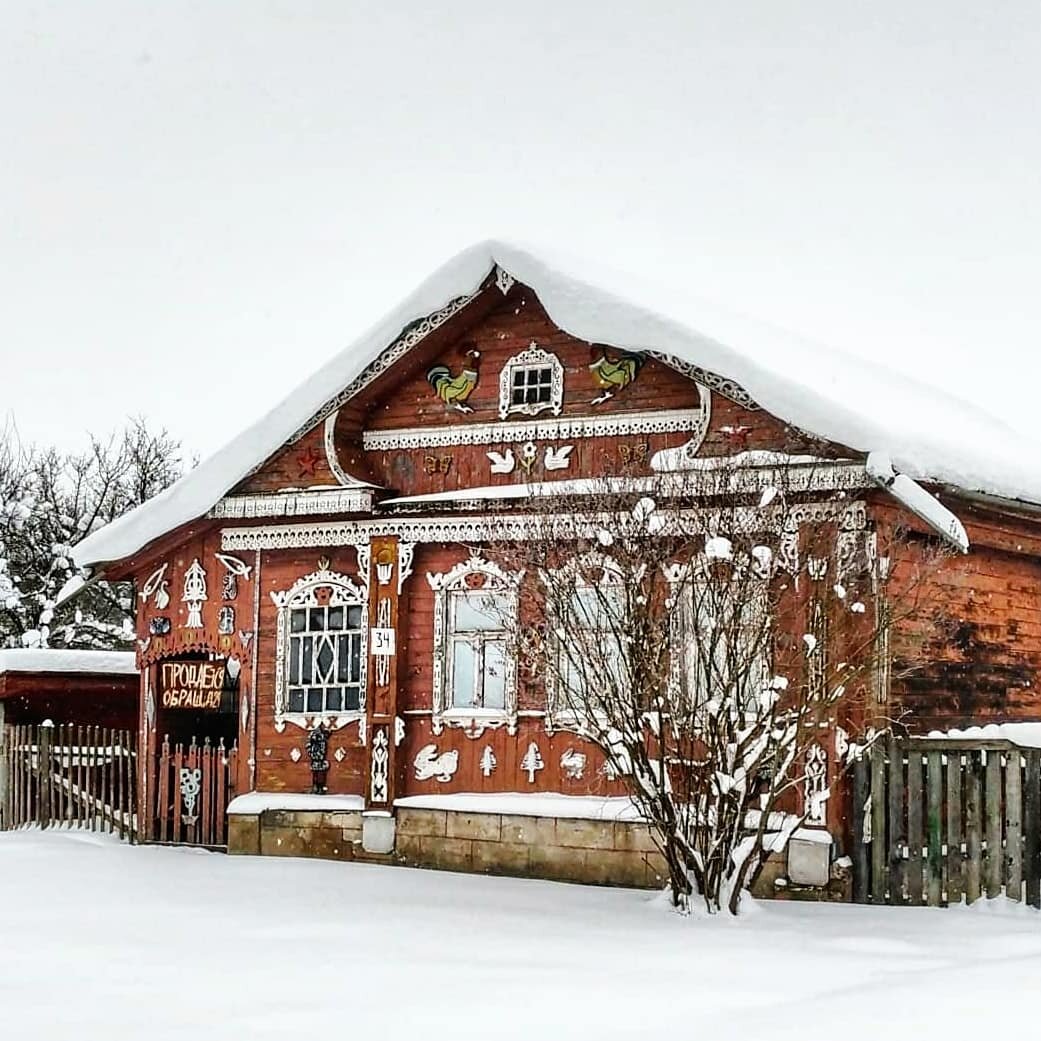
1005,749,1023,902
852,754,869,903
0,705,7,830
1025,749,1041,909
37,722,53,830
870,742,887,904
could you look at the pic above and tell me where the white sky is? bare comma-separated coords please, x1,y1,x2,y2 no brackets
3,2,1040,458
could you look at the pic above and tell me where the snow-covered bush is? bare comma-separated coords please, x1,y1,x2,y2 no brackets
0,418,185,649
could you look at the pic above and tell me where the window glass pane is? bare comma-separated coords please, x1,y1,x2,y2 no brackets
453,591,503,631
288,688,305,713
309,608,324,632
301,637,313,682
289,639,301,685
482,641,507,710
350,635,361,679
290,610,306,633
328,606,344,631
345,685,361,712
347,605,363,629
316,637,335,682
325,687,344,713
337,639,351,683
306,687,323,712
451,641,476,708
513,370,525,387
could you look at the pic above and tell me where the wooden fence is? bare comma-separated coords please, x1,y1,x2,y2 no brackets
0,723,138,840
853,737,1041,908
153,734,238,848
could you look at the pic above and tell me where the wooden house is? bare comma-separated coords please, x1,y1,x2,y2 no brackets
71,242,1041,893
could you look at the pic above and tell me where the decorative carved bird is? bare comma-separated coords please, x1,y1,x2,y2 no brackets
426,348,481,412
589,347,645,404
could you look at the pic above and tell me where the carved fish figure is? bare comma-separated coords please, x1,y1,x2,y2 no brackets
589,348,645,404
427,349,480,412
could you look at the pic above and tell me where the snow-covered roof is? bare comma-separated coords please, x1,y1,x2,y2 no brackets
73,240,1041,569
0,649,138,676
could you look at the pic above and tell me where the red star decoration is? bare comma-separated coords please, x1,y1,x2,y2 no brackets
297,445,322,477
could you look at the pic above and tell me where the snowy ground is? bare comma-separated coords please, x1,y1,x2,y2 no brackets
2,830,1039,1040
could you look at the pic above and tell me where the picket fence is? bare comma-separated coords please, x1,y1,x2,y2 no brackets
0,723,138,840
852,737,1041,908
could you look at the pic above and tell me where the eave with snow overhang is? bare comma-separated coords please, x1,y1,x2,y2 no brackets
72,240,1041,573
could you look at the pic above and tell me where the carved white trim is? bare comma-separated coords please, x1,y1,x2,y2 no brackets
521,742,545,783
426,553,523,738
560,747,587,780
270,562,368,731
182,559,207,629
395,716,406,746
544,445,573,471
480,745,497,777
487,449,516,474
141,563,170,610
398,542,416,595
414,743,459,782
370,727,390,803
283,291,480,448
361,406,710,451
804,743,828,826
645,351,760,410
209,489,374,519
215,553,253,581
495,265,515,295
323,410,379,489
499,343,565,420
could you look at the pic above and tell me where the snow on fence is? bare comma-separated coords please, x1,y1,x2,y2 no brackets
0,723,138,841
853,736,1041,908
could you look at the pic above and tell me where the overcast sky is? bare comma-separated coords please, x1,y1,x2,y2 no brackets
4,2,1040,458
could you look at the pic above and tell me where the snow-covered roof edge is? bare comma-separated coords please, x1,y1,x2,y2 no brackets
73,239,1041,569
0,649,138,676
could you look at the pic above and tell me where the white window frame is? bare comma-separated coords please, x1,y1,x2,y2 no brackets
271,561,367,731
664,554,772,722
427,554,523,737
498,343,565,420
542,553,631,734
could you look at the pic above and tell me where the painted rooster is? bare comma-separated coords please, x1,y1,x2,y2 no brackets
426,348,481,413
589,347,645,404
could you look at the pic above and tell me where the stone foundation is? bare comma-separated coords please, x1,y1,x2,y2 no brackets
227,807,844,899
229,807,666,888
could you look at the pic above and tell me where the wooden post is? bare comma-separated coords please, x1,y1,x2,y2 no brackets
946,751,963,905
38,723,52,830
852,755,869,903
965,752,982,904
907,749,924,905
926,750,942,907
1005,748,1022,901
1024,749,1041,909
870,742,887,904
984,749,1002,899
887,738,905,905
0,710,8,830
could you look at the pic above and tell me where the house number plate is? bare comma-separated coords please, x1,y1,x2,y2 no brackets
370,628,396,656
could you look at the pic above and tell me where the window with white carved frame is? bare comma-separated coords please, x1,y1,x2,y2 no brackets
544,554,630,728
427,554,522,735
272,561,367,727
498,343,564,419
668,557,771,720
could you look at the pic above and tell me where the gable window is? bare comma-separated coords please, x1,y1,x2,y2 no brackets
272,559,367,729
498,343,564,419
428,554,523,736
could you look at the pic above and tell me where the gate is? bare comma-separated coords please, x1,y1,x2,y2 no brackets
853,736,1041,908
1,723,137,839
153,734,238,848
